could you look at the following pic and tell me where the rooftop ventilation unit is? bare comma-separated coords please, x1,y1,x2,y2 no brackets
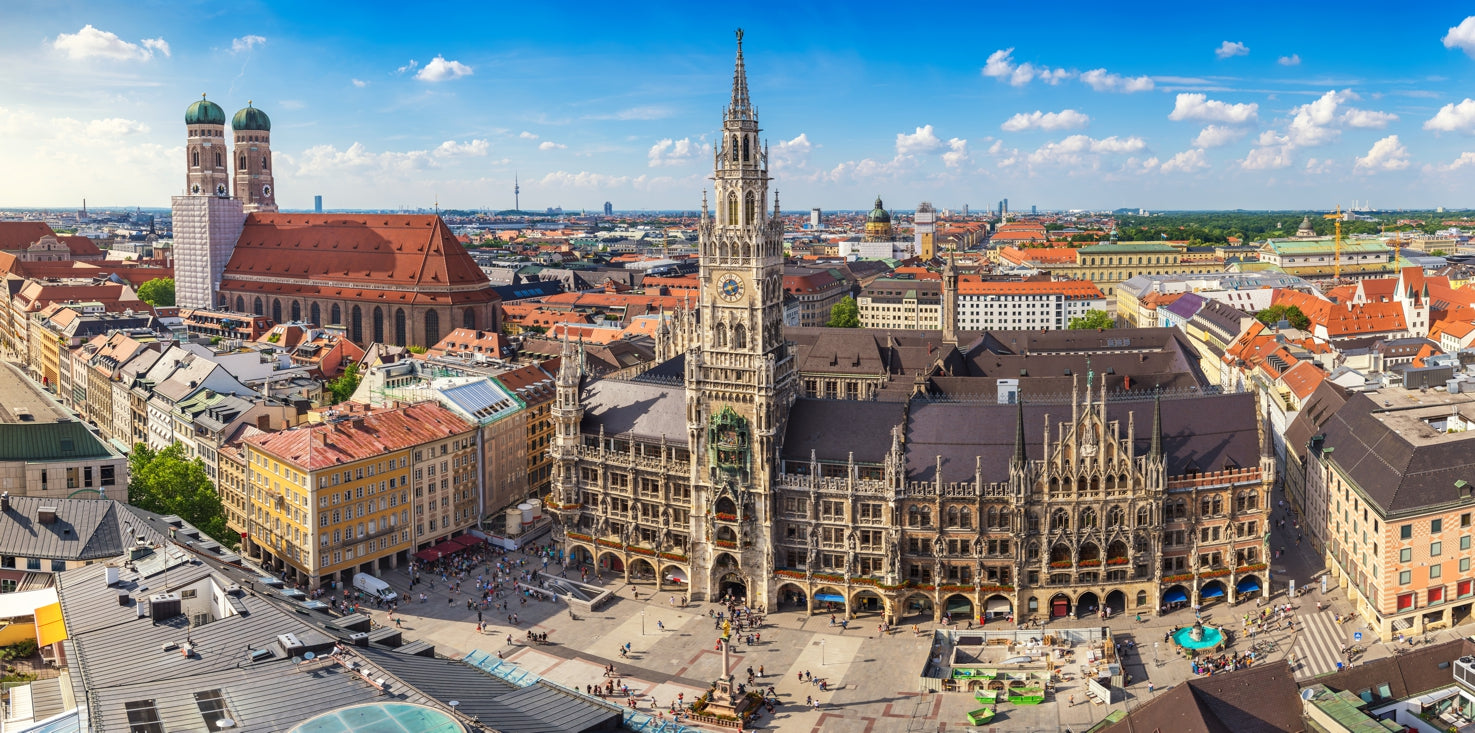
149,593,181,620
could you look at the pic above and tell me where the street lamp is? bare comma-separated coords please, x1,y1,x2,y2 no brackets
820,639,826,666
641,610,646,636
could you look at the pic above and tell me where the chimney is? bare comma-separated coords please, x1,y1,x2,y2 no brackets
38,506,58,525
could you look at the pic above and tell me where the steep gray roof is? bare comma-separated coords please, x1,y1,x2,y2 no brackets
0,496,164,561
782,399,906,463
1319,393,1475,514
579,379,686,440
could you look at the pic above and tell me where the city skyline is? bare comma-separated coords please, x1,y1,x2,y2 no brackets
4,2,1475,211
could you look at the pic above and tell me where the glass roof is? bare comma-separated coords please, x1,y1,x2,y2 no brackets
290,703,462,733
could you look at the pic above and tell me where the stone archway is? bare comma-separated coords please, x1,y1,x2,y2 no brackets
597,551,624,573
1163,584,1190,610
1105,590,1127,616
716,572,746,603
629,557,656,584
1049,593,1073,619
850,589,884,618
983,594,1013,621
814,586,845,614
1235,574,1263,601
943,594,974,621
1201,579,1228,605
776,582,807,611
661,564,688,590
569,544,594,568
901,593,934,622
1077,591,1101,618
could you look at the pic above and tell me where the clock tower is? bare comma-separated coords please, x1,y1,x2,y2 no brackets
687,29,796,605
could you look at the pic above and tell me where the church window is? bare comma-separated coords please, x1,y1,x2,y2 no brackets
742,135,749,162
262,154,269,170
373,307,385,343
463,308,476,330
726,194,738,226
731,135,739,162
235,296,245,312
331,304,341,326
425,310,441,347
394,308,407,346
193,150,200,167
240,155,247,169
744,191,755,225
253,297,263,316
715,324,727,348
271,299,282,324
290,301,301,322
350,306,362,344
310,303,320,327
215,152,222,167
732,323,746,349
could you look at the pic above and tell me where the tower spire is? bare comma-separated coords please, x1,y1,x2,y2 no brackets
1011,398,1028,469
730,29,752,120
1149,392,1163,459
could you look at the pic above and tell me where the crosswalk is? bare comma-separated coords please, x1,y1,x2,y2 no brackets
1291,609,1350,679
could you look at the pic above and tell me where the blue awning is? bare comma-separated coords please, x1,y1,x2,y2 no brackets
1163,589,1188,603
1201,585,1226,598
815,593,844,603
1236,578,1261,593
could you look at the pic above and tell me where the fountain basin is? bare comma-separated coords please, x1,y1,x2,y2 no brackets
1172,624,1225,650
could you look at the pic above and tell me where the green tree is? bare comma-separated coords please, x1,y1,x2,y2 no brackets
1069,309,1115,330
326,362,362,404
826,296,860,328
127,443,231,547
136,277,176,307
1431,249,1449,257
1255,304,1311,330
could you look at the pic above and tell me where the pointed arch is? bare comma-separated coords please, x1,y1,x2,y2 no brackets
192,150,200,167
732,322,746,349
744,191,755,225
271,299,282,323
290,300,301,322
726,193,738,226
463,308,476,330
350,306,362,343
394,308,407,346
731,135,739,162
309,303,321,327
742,135,750,162
235,296,245,313
424,309,441,348
215,151,222,167
372,307,384,344
959,507,972,530
1080,507,1097,529
330,304,341,326
946,506,959,528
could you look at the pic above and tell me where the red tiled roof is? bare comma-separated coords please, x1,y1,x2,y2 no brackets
220,214,498,306
427,328,511,358
245,402,472,471
0,222,56,251
957,280,1103,298
997,246,1078,265
1279,360,1325,400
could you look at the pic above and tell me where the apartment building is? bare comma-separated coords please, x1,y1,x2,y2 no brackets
242,402,476,588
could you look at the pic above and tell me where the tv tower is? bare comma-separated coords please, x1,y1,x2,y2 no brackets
514,173,520,212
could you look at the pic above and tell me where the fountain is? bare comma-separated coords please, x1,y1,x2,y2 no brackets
1172,619,1225,651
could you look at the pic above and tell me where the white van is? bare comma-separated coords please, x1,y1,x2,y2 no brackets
353,572,397,603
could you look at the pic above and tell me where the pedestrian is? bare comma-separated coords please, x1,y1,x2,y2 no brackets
1069,695,1075,707
1149,681,1155,694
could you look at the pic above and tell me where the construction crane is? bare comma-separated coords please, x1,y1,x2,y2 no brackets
1323,205,1344,279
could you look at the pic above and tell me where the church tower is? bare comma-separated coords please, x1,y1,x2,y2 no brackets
184,95,230,198
689,29,795,604
231,103,277,212
174,94,246,309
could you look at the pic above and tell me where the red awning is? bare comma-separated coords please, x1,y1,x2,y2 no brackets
413,548,440,562
430,541,459,555
453,534,484,548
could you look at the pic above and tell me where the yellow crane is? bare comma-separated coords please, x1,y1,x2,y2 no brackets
1323,206,1344,279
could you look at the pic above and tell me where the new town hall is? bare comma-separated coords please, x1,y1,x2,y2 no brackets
547,32,1274,624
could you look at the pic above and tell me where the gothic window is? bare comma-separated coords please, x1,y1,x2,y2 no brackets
987,507,998,528
732,323,746,349
731,135,739,162
1107,506,1124,527
946,507,959,528
726,194,738,226
192,150,200,167
350,306,362,343
425,309,441,347
1137,506,1150,526
1081,508,1097,528
742,135,750,162
1026,511,1040,532
235,296,244,312
240,155,247,169
331,304,341,326
310,303,320,326
290,301,301,322
271,299,282,323
262,154,269,170
960,508,972,529
373,307,385,344
394,308,407,346
1077,476,1088,493
215,152,222,167
714,323,727,348
463,308,476,330
744,191,755,225
1050,509,1069,532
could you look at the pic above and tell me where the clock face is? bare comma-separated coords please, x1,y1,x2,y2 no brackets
262,184,272,197
191,184,201,194
717,274,744,302
215,183,228,196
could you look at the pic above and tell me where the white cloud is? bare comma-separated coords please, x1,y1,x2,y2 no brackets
1355,135,1410,171
1278,54,1301,66
231,35,266,53
351,78,368,88
980,48,1069,88
1241,146,1293,170
433,139,489,158
1027,134,1147,166
1193,125,1248,148
1168,93,1258,123
647,137,709,167
539,170,642,189
396,60,419,75
586,106,672,121
1160,148,1209,173
519,131,539,140
53,25,169,61
1273,89,1398,148
1215,41,1250,59
1424,99,1475,133
896,125,944,155
1444,17,1475,58
1342,108,1397,128
416,56,473,82
771,133,812,171
538,141,566,151
1000,109,1090,132
942,138,970,168
1079,68,1154,93
1434,152,1475,171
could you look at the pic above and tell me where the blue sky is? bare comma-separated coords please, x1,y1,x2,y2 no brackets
5,1,1475,212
